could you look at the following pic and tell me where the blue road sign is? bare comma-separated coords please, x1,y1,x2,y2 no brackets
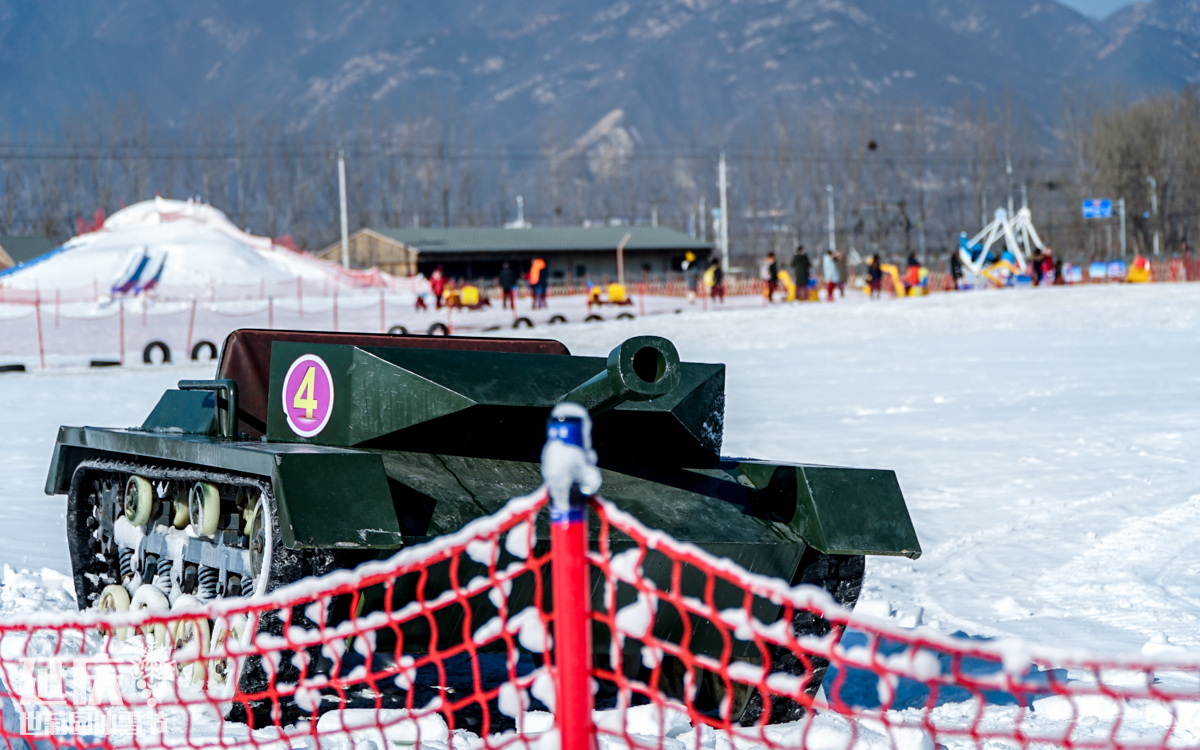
1082,199,1113,219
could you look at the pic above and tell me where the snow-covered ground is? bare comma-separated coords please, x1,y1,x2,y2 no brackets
2,283,1197,656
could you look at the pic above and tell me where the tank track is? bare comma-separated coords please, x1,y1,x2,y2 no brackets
68,459,275,609
67,459,359,727
737,549,865,725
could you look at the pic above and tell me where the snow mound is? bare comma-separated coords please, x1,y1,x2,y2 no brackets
0,197,352,295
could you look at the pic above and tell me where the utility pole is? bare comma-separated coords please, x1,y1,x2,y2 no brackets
1118,197,1127,257
1147,176,1160,256
718,153,729,271
825,184,836,253
337,149,350,269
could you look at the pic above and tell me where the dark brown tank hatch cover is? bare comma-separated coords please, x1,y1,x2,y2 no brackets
217,328,570,438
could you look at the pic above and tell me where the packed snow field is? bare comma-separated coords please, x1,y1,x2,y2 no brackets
2,283,1198,747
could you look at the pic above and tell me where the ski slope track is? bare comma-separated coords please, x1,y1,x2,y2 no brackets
2,283,1198,664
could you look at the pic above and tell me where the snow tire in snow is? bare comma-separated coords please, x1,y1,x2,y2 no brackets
191,340,218,361
142,341,171,364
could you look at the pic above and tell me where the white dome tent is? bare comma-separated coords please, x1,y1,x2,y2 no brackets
0,197,395,302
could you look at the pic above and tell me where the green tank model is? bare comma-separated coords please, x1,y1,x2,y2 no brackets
45,329,920,725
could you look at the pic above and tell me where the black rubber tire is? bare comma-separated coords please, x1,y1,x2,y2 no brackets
90,360,121,368
387,325,409,335
548,315,567,324
616,312,635,320
584,314,604,323
512,317,534,329
427,322,450,336
191,340,218,361
142,341,171,365
0,364,26,373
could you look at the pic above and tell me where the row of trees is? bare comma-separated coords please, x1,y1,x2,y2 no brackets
0,91,1195,271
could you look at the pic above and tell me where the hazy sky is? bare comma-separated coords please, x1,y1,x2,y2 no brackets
1058,0,1136,18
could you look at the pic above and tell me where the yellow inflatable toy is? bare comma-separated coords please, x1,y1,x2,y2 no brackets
870,264,931,297
1127,256,1152,283
779,269,797,301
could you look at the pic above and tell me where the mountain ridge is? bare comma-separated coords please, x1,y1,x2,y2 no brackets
0,0,1197,145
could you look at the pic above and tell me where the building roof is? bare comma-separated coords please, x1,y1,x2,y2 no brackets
366,226,711,255
0,235,58,267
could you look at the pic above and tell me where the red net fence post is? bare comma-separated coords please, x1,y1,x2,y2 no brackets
547,407,597,750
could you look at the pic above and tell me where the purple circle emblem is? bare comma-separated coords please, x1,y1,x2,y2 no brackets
282,354,335,438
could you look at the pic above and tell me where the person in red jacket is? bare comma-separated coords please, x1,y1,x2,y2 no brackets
430,266,446,309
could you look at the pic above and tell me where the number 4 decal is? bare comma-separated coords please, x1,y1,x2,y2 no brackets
293,366,319,419
282,355,334,438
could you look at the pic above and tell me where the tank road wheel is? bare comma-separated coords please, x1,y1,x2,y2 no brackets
189,482,221,537
208,613,248,701
96,585,131,640
130,584,171,646
245,492,272,598
170,595,212,686
735,550,865,726
124,475,154,526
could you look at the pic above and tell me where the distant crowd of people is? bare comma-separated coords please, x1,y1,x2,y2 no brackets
760,240,1068,303
417,240,1073,313
760,245,850,302
422,258,550,311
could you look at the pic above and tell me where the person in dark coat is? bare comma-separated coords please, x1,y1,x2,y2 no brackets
791,246,811,302
498,262,517,310
949,251,963,291
764,252,779,301
868,255,884,299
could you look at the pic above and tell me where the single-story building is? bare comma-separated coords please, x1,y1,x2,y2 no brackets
0,235,58,270
317,227,712,281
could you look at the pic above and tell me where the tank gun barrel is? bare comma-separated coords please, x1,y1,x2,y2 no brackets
559,335,682,415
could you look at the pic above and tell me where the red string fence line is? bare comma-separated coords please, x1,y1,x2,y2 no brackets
3,488,1200,750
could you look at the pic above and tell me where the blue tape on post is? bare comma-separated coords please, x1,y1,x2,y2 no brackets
547,416,585,449
550,505,587,524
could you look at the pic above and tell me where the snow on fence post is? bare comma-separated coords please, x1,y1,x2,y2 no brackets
268,296,274,329
118,300,125,365
333,293,339,332
379,291,385,333
297,276,304,318
544,404,599,750
186,299,197,355
34,295,45,369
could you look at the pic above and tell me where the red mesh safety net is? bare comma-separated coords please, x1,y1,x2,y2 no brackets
3,489,1200,750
